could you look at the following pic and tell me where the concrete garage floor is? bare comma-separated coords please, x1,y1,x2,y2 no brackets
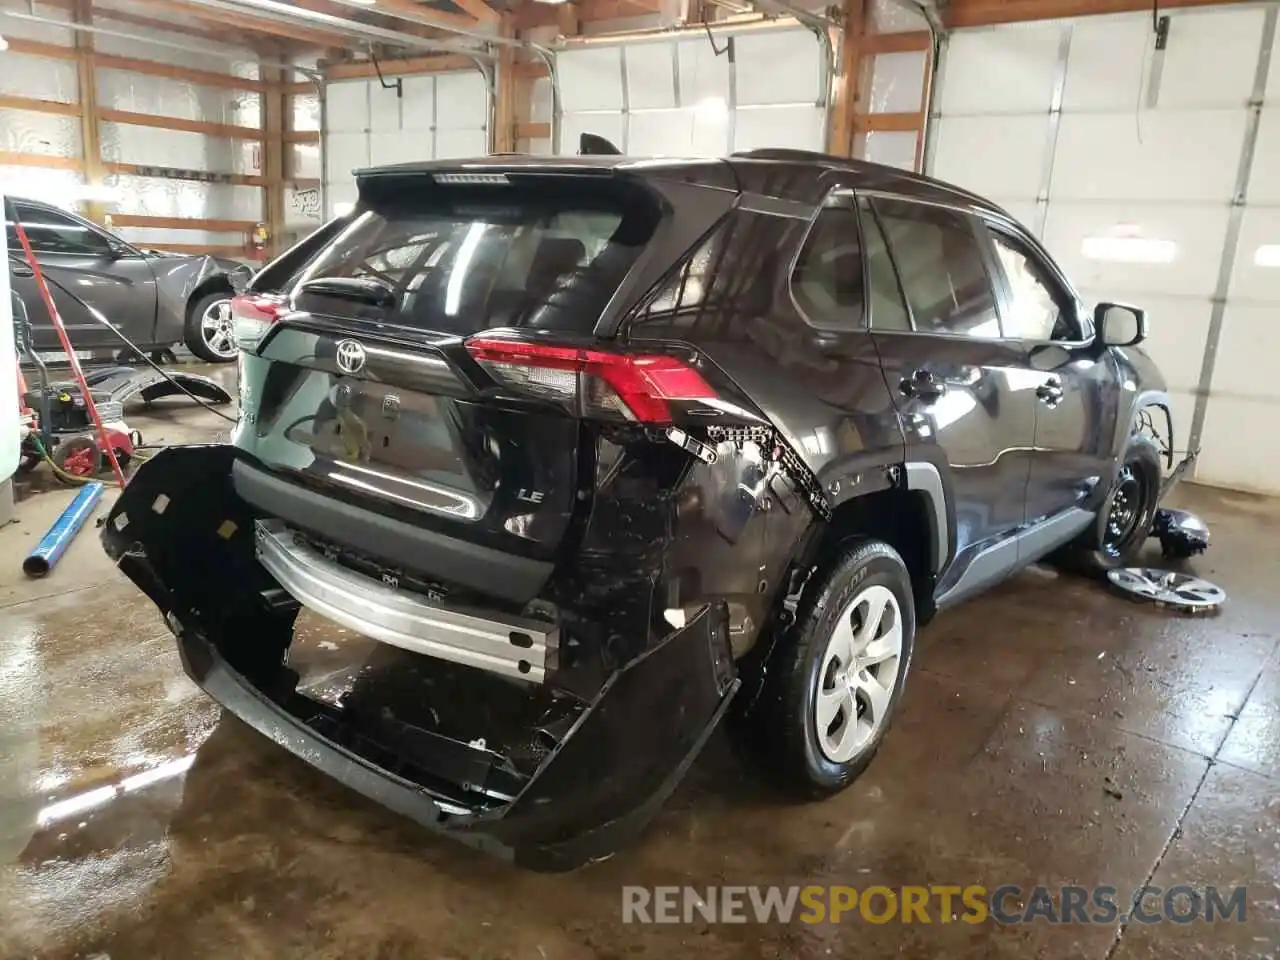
0,372,1276,959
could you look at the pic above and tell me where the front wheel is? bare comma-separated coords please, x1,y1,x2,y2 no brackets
1068,435,1163,572
184,291,237,362
739,538,916,798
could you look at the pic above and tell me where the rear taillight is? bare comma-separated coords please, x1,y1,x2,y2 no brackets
464,336,717,425
232,293,289,351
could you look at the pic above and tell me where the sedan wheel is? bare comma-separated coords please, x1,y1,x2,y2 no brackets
200,298,236,360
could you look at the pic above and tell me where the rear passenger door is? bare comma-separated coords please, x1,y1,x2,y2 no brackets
861,195,1039,589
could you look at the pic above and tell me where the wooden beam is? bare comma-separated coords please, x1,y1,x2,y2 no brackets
864,30,930,55
93,5,245,45
0,95,81,117
449,0,502,25
108,214,259,232
515,121,551,139
3,38,78,61
100,161,321,189
856,111,920,133
138,242,259,257
511,59,550,80
323,54,475,80
98,109,265,141
92,52,268,92
264,65,285,259
494,12,517,154
116,0,353,47
945,0,1249,28
827,0,871,156
282,130,322,144
73,0,107,224
353,0,494,31
0,152,84,170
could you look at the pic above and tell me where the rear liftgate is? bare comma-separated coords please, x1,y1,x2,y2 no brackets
102,444,738,869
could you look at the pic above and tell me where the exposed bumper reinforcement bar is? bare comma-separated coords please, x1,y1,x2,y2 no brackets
255,519,558,683
100,444,740,870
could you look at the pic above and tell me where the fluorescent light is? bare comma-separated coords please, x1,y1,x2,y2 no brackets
1254,244,1280,267
332,201,354,216
533,0,569,5
1081,236,1177,264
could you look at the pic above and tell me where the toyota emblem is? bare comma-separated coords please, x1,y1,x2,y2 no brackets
335,339,366,375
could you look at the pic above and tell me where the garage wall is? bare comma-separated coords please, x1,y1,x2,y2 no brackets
546,26,827,157
928,5,1280,495
322,71,490,218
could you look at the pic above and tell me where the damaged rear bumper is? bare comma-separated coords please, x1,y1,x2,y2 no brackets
102,444,739,871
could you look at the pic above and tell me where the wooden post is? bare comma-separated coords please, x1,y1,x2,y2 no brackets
826,0,871,157
72,0,106,224
494,13,518,153
262,64,286,259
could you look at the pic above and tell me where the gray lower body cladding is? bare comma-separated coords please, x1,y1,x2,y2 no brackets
101,444,739,869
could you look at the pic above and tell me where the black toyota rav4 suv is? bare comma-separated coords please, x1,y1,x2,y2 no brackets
104,150,1194,869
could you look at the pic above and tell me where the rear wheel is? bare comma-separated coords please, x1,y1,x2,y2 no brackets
740,538,916,797
184,291,237,362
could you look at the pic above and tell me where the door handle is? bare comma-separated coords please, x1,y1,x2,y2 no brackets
1036,378,1064,405
900,368,947,401
10,262,34,278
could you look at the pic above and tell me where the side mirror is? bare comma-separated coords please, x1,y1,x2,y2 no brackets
1095,302,1147,347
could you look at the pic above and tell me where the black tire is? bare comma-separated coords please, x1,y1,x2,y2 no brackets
740,538,916,798
184,290,237,363
1067,434,1163,573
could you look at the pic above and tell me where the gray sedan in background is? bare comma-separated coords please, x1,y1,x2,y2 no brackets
5,197,252,362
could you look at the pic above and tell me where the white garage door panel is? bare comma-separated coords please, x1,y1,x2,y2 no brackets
435,128,488,159
628,109,692,156
368,87,401,134
938,23,1062,114
734,30,820,106
1229,207,1280,302
561,112,625,153
326,81,368,131
863,131,917,171
371,130,430,166
557,48,624,113
1209,305,1280,402
1044,203,1228,298
436,73,488,126
1158,9,1268,108
993,200,1040,234
1197,396,1280,493
325,131,369,183
1246,108,1280,204
677,37,731,106
733,105,823,153
1269,22,1280,99
930,115,1046,200
624,42,676,110
1061,17,1147,111
400,77,436,131
1051,111,1244,203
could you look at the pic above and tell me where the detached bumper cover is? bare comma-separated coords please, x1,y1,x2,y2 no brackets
102,444,739,870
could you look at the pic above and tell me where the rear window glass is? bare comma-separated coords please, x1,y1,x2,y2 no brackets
293,179,659,335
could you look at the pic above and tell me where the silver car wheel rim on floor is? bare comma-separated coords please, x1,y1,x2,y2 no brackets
815,583,904,763
201,298,237,359
1107,568,1226,612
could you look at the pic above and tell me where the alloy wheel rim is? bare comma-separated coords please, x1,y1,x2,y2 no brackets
814,583,903,763
200,298,237,359
1103,465,1144,555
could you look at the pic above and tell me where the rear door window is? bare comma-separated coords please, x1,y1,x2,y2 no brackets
294,180,658,335
872,198,1002,340
790,199,865,330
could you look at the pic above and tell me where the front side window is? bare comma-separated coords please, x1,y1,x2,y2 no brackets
872,198,1001,340
989,231,1077,341
790,201,865,330
9,203,112,257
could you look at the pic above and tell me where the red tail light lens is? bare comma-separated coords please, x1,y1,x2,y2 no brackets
232,293,289,351
464,336,718,424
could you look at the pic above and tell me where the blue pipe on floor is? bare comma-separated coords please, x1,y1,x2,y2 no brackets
23,481,105,579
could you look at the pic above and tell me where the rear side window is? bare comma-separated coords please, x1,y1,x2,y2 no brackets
790,200,865,330
858,201,911,332
293,179,659,335
872,198,1001,339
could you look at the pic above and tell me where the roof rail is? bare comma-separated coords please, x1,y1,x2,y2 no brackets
730,148,844,162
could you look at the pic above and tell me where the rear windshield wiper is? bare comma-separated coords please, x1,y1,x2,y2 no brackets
297,276,396,308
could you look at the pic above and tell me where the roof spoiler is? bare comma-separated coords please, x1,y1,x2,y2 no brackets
579,133,622,156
